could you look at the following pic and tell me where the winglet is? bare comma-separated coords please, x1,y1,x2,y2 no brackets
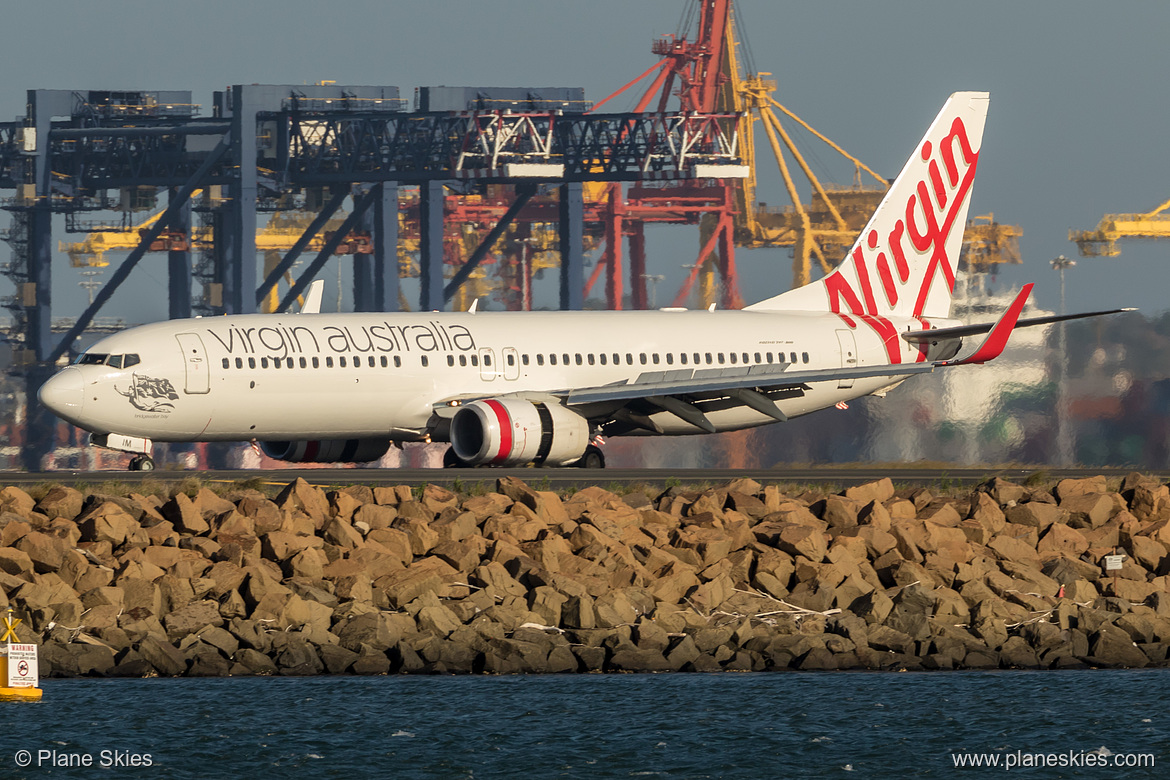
300,280,325,314
944,283,1033,365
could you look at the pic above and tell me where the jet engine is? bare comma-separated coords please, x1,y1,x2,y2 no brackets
259,439,390,464
450,399,590,466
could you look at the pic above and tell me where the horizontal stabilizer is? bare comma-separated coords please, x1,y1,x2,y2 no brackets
903,305,1136,343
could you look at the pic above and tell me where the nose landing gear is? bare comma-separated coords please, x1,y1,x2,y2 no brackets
128,455,155,471
90,433,155,472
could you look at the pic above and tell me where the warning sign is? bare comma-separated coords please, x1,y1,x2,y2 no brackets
7,643,38,688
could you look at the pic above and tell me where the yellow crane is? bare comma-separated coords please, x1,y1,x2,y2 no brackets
717,7,1022,291
1070,198,1170,257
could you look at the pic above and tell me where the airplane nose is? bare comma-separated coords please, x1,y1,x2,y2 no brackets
39,367,84,417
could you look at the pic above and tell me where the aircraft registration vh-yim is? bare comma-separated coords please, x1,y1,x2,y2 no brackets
38,92,1130,471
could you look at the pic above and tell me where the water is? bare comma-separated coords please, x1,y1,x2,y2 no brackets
1,671,1167,778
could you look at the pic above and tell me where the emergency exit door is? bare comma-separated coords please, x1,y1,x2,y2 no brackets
175,333,210,394
835,330,857,389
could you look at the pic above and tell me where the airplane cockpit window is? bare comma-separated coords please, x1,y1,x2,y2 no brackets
107,355,124,369
124,354,140,368
75,353,108,365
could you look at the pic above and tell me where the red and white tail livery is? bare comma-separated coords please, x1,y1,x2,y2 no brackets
749,91,988,321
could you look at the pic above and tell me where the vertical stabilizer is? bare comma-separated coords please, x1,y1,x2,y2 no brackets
747,92,989,320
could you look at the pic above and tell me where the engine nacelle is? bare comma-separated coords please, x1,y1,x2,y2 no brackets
450,399,589,466
259,439,390,464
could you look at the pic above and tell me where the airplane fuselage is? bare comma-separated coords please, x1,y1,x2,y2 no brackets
42,308,953,444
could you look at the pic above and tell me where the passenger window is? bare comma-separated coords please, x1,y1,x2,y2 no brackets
652,354,659,364
340,357,347,368
522,355,529,366
729,353,737,364
107,355,124,369
421,356,429,367
459,355,467,367
299,357,307,368
261,358,269,368
288,358,295,368
742,353,749,364
791,352,798,364
447,355,455,367
536,354,544,366
249,357,256,369
393,356,401,368
561,354,568,365
472,355,479,366
665,354,673,365
123,354,140,368
705,353,712,364
766,353,773,363
575,354,582,366
313,357,320,368
586,354,594,365
380,356,387,367
235,357,243,369
754,352,761,363
222,358,229,369
680,353,688,365
717,353,725,364
353,355,360,367
326,357,333,368
485,354,492,366
549,354,557,366
368,356,375,367
599,354,607,365
613,353,620,365
508,354,516,366
802,352,810,364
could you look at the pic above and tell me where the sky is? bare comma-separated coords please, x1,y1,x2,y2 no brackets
2,0,1168,323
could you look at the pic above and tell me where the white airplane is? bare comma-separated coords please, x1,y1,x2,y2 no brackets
38,92,1127,471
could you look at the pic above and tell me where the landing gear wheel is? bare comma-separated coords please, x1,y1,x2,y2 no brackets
577,445,605,469
128,455,155,472
443,446,472,469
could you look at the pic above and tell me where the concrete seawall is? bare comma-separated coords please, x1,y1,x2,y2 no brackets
1,473,1168,676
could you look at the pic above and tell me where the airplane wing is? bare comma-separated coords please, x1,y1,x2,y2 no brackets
432,284,1114,435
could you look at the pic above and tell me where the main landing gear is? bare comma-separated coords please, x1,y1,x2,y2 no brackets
576,444,605,469
440,444,606,469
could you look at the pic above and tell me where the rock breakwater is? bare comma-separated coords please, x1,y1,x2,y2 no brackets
2,473,1170,676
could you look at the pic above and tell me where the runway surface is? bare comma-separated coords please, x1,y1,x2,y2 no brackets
2,466,1165,490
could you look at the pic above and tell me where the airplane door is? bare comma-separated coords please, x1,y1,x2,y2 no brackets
502,347,520,381
835,330,857,389
478,348,496,381
175,333,210,394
